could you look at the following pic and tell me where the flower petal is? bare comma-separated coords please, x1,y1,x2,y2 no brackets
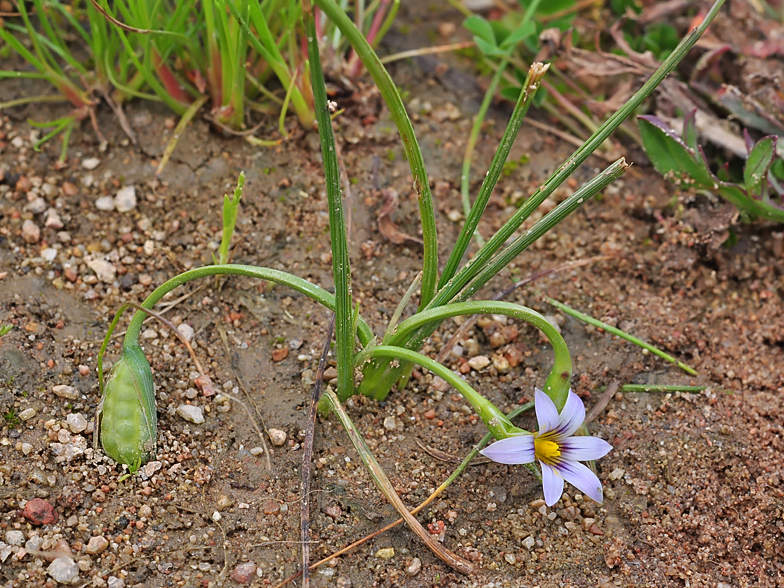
534,388,559,434
480,435,535,465
541,461,564,507
559,436,613,461
555,390,585,437
555,460,604,504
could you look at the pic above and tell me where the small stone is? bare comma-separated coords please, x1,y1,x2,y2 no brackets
78,365,90,376
383,416,396,431
211,511,222,522
19,408,37,421
249,447,265,456
66,413,88,434
492,355,511,373
86,258,116,283
62,182,78,197
114,186,137,212
406,557,422,576
522,536,535,550
268,428,286,446
504,553,517,565
48,557,79,584
21,443,33,455
271,348,288,362
230,562,257,584
5,531,24,546
322,366,337,381
23,498,59,525
177,323,194,343
216,495,233,510
375,547,395,559
141,328,157,340
42,248,57,262
336,577,352,588
106,576,124,588
53,385,79,400
85,536,109,555
81,157,101,170
467,355,490,371
175,405,204,424
22,220,41,243
45,209,64,229
261,501,280,515
608,468,625,481
95,196,115,211
26,197,48,214
323,505,342,519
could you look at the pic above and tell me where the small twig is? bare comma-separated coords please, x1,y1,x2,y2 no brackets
437,256,609,363
323,389,476,575
301,315,335,588
88,0,154,33
584,380,619,425
102,91,138,145
379,41,475,64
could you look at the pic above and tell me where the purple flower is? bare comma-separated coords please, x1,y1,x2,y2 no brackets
480,388,612,506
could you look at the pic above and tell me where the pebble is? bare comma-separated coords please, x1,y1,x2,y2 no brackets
21,443,33,455
78,365,90,376
95,196,115,211
22,220,41,243
85,536,109,555
86,258,116,283
23,498,59,525
45,209,64,229
492,355,511,373
81,157,100,170
53,385,79,400
522,536,535,549
504,553,517,564
48,556,79,584
114,186,137,212
322,367,338,381
216,495,233,510
66,413,88,434
107,577,124,588
19,408,37,420
467,355,491,371
383,416,396,431
5,531,24,546
175,405,204,424
375,547,395,559
27,197,48,214
177,323,194,343
271,348,288,362
62,182,78,197
609,468,625,481
42,248,57,262
249,446,265,456
268,428,287,446
406,557,422,576
230,562,257,584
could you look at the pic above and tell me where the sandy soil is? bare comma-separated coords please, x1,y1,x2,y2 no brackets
1,7,784,588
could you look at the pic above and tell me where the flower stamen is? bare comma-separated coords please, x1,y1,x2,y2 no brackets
535,436,561,464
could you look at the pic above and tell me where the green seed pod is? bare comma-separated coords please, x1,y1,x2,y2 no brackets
98,344,156,469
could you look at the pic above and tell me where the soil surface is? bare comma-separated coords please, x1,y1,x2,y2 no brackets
1,6,784,588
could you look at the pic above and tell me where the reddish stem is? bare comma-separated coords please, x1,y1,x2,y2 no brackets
152,49,192,105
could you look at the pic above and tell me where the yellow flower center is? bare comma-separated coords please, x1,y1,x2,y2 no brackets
535,436,561,463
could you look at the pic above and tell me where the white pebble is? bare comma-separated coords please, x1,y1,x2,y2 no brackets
467,355,491,370
95,196,115,211
177,323,194,343
86,258,116,283
66,413,88,434
82,157,101,170
41,248,57,262
52,385,79,400
176,404,204,424
268,428,287,446
48,557,80,584
114,186,137,212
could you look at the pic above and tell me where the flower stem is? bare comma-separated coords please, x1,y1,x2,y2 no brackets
122,265,373,349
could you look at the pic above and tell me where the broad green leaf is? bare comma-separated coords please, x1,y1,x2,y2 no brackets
475,37,502,56
638,116,715,188
500,20,536,50
744,136,776,197
464,16,496,46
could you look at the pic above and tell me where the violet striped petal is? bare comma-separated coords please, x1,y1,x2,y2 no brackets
559,436,613,462
480,435,535,465
534,388,559,434
555,390,585,437
541,461,565,507
555,459,604,504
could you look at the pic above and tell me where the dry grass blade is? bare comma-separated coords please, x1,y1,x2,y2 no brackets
156,95,209,176
323,388,476,575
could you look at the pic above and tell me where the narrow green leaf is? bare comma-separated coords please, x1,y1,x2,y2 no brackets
638,116,714,188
